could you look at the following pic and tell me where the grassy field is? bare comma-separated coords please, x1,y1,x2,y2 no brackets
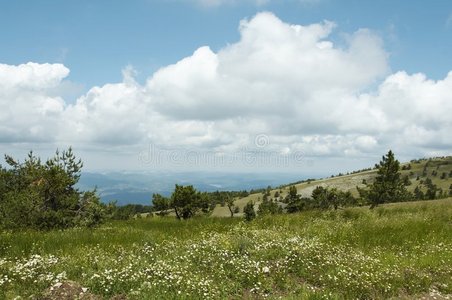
1,198,451,299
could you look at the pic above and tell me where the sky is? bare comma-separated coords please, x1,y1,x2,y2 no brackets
0,0,451,174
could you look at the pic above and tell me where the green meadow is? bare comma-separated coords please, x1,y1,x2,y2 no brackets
1,198,451,299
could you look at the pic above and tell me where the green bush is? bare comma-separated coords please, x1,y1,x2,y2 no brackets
0,148,105,230
243,201,256,221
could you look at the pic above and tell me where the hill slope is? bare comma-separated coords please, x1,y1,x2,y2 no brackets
212,156,452,217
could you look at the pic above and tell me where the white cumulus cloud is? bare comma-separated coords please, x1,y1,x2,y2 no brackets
1,12,451,170
0,62,68,142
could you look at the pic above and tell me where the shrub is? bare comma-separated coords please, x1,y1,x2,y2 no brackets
0,148,105,230
243,201,256,221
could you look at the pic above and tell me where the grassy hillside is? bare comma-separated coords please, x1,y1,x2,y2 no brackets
1,198,451,299
212,156,452,217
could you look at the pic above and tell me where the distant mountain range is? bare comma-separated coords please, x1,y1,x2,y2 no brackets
77,171,319,206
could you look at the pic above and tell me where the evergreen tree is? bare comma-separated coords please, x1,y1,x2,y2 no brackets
403,175,411,186
152,193,170,213
170,185,210,219
414,185,424,200
285,185,303,213
243,201,256,221
0,148,105,229
367,150,409,208
258,198,281,215
311,186,354,210
424,178,438,200
311,186,329,209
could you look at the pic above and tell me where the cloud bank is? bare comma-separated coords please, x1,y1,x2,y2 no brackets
1,12,451,170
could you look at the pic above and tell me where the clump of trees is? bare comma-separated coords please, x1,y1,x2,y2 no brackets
0,148,106,230
171,184,210,219
285,185,308,213
152,185,211,219
152,193,170,215
412,177,449,201
110,203,153,220
209,190,249,207
284,185,357,213
257,196,282,215
311,186,356,210
152,186,252,219
150,151,451,221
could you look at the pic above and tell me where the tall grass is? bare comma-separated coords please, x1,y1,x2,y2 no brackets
1,216,241,257
1,199,451,299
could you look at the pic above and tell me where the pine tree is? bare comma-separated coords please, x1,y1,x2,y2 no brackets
367,150,409,208
0,148,104,229
170,185,209,219
243,201,256,221
285,185,302,213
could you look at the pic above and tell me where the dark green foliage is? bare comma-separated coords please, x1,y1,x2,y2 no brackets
311,186,331,209
257,198,281,215
339,190,358,207
285,185,357,213
207,190,249,207
311,186,357,210
285,185,303,213
109,204,153,220
75,190,106,227
265,185,272,197
152,193,170,212
243,201,256,221
0,148,105,230
423,178,438,200
365,150,410,208
170,184,210,219
403,175,412,186
422,165,428,177
414,185,425,200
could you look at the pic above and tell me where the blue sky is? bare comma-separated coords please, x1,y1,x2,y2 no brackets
0,0,451,173
1,0,451,88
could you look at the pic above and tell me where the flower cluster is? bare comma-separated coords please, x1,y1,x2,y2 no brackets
1,221,451,299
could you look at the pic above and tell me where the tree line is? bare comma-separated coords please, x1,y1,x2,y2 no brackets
1,149,449,229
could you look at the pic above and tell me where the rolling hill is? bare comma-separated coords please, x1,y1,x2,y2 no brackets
211,156,452,217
